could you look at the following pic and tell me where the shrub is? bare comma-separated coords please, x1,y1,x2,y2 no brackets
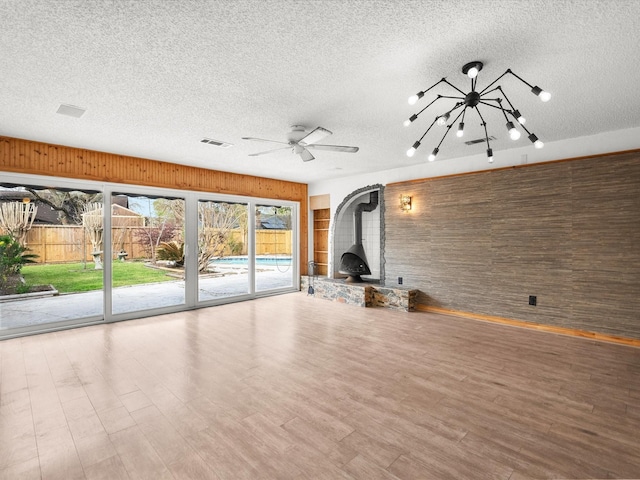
0,234,38,294
227,238,244,255
156,241,185,266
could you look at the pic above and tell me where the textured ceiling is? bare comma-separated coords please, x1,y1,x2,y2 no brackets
1,0,639,184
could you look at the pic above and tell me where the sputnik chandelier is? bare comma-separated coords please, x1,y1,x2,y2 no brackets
405,61,550,163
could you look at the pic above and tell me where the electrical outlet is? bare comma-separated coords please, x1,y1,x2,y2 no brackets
529,295,537,306
398,277,403,285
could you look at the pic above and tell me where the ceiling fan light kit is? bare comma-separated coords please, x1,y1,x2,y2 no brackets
243,125,359,162
405,61,550,163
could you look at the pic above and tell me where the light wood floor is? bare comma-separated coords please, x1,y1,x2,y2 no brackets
1,293,639,480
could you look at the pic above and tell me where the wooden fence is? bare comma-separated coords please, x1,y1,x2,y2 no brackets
8,225,292,263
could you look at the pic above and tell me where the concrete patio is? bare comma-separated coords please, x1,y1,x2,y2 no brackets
0,268,294,331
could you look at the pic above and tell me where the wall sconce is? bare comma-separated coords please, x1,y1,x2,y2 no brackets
400,194,412,211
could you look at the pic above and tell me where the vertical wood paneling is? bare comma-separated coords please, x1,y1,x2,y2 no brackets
385,151,640,339
0,136,308,274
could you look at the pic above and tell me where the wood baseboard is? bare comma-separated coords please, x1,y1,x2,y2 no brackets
416,305,640,348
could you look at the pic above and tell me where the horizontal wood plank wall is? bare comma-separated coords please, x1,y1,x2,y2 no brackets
384,150,640,339
0,136,308,274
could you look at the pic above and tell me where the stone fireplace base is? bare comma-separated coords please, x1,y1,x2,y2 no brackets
300,276,417,312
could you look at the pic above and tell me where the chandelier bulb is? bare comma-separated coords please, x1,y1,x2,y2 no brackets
404,114,418,127
456,122,465,138
406,141,421,157
428,147,439,162
528,133,544,149
531,86,551,102
437,112,450,126
513,110,526,124
506,122,521,140
408,91,424,105
487,148,494,163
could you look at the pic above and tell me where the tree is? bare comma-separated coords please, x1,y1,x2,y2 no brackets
198,202,246,272
133,222,177,263
145,200,246,272
0,201,38,246
24,188,102,225
82,203,104,269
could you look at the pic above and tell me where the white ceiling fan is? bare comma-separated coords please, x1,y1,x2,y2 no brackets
242,125,359,162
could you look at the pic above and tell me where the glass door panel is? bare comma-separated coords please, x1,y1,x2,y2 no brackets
110,193,186,315
198,200,250,301
0,182,104,336
255,205,294,292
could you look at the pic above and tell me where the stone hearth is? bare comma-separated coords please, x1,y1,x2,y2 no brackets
301,276,417,312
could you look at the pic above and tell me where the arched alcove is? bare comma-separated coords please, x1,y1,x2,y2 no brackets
330,184,385,282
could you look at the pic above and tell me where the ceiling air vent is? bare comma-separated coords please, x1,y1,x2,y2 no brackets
56,104,86,118
465,136,496,146
200,138,233,148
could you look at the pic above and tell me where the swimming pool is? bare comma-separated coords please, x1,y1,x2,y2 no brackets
210,255,292,266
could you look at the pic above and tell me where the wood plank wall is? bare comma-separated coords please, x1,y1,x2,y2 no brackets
0,136,308,274
384,150,640,339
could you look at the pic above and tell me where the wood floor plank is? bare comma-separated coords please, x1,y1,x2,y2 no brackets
36,425,85,480
82,455,130,480
1,293,639,479
0,456,41,480
108,425,173,480
343,454,402,480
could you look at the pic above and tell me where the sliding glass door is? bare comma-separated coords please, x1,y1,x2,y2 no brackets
0,180,104,336
109,192,187,316
255,204,295,292
1,173,299,339
197,200,250,301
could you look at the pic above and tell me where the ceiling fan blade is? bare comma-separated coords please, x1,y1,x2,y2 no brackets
248,146,291,156
298,127,331,146
242,137,289,145
299,148,315,162
305,144,359,153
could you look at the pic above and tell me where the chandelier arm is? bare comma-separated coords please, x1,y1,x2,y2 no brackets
444,101,465,116
417,118,439,143
414,95,444,118
474,107,492,150
495,98,512,122
496,87,514,109
480,86,501,97
478,69,510,95
477,99,504,112
422,78,448,96
411,78,448,103
439,95,466,101
434,118,456,150
442,78,467,96
504,69,535,90
447,108,466,128
509,114,533,136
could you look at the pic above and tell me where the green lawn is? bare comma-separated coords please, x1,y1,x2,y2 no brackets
21,261,176,293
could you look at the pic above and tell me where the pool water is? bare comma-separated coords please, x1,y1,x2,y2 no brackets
210,255,292,266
